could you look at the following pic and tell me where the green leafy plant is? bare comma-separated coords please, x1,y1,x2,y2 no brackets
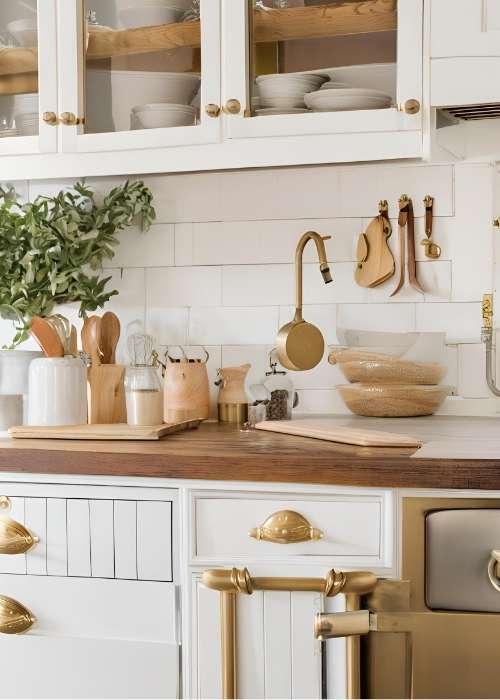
0,179,156,347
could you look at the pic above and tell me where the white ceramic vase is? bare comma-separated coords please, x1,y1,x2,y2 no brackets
28,357,87,426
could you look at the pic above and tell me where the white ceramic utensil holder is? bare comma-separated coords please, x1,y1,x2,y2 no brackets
28,357,87,426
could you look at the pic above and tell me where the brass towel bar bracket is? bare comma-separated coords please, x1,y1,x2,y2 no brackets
202,567,377,699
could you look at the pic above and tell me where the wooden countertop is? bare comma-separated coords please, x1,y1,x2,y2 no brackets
0,416,500,489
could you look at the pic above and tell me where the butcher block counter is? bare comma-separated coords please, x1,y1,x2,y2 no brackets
0,415,500,489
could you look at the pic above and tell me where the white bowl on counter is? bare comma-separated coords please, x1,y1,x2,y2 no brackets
119,5,183,27
132,103,197,129
7,19,37,47
305,88,392,112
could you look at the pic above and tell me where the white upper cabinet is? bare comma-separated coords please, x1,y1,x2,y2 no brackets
0,0,58,157
430,0,500,108
0,0,424,180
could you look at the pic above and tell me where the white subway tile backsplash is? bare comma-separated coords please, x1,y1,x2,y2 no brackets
415,302,481,343
146,266,222,308
337,303,416,332
223,265,294,306
9,157,496,416
111,224,174,269
189,307,280,345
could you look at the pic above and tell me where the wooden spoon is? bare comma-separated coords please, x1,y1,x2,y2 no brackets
81,315,103,367
30,316,64,358
100,311,120,364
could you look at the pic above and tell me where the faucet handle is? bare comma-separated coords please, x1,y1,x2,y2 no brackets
482,293,493,329
321,235,332,241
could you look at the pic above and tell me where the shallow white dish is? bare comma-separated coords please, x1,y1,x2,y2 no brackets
255,107,309,116
305,88,392,112
119,5,183,28
260,95,308,109
132,103,196,129
7,19,37,47
303,63,397,100
320,81,350,90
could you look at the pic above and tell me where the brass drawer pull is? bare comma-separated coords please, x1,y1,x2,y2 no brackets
0,595,35,634
249,510,323,544
0,496,39,555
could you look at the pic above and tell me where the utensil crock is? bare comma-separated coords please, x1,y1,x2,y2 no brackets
27,357,87,426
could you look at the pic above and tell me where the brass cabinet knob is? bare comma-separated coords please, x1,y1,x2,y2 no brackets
223,99,241,115
249,510,323,544
0,595,35,634
205,103,221,118
42,111,58,126
0,496,38,555
398,98,421,115
60,112,83,126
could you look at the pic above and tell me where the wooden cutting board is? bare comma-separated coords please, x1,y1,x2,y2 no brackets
255,419,421,448
355,215,395,288
9,420,201,441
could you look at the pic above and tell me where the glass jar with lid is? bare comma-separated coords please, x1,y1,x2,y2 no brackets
125,334,163,426
263,349,298,420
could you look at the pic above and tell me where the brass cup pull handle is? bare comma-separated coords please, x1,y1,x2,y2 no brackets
249,510,323,544
205,103,221,118
0,496,38,555
398,98,421,115
487,549,500,591
0,595,35,634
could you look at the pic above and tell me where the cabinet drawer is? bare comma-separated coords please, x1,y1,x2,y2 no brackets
0,485,175,582
0,574,178,698
194,492,386,562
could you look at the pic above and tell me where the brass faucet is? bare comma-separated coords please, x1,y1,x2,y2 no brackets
482,293,500,396
294,231,332,312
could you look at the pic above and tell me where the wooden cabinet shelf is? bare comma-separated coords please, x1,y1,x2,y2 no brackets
0,0,396,84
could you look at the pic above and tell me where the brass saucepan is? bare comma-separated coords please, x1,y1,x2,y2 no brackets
276,231,332,371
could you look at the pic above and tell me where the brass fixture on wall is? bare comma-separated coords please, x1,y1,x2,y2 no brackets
481,293,500,396
276,231,332,371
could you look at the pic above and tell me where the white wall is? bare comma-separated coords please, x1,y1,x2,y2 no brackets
3,159,498,417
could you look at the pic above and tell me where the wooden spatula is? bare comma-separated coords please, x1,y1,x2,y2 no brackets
100,311,120,364
30,316,64,358
81,315,103,367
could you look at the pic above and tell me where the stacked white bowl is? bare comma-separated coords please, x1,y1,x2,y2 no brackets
119,0,192,28
305,86,392,112
256,73,327,111
132,103,197,129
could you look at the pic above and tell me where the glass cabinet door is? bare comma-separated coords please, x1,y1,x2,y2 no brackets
0,0,58,155
223,0,423,160
58,0,221,154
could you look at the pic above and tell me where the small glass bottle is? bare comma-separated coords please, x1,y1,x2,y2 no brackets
125,334,163,426
263,350,298,420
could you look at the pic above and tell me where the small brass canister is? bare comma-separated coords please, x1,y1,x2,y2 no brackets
217,402,248,424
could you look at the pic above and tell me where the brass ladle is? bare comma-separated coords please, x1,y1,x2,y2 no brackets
276,231,332,371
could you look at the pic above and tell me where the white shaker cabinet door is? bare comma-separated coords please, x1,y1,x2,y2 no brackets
192,576,324,699
430,0,500,106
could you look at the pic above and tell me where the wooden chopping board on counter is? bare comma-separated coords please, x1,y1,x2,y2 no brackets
255,418,421,448
9,419,201,441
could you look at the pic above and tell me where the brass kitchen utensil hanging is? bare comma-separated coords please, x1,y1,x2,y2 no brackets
420,195,441,259
391,195,424,296
276,231,332,371
355,200,395,288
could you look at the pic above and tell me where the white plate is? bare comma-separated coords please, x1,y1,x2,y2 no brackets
260,95,307,108
302,63,397,100
305,89,392,111
256,72,326,84
255,107,309,116
320,82,350,90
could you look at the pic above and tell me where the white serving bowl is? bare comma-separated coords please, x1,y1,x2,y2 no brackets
257,73,326,92
260,95,307,109
86,70,200,132
7,19,37,47
132,103,196,129
320,81,350,90
119,5,183,28
305,88,391,112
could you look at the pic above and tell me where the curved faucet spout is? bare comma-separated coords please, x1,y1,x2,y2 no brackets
294,232,332,319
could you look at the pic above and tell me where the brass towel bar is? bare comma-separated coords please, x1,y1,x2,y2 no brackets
202,567,377,699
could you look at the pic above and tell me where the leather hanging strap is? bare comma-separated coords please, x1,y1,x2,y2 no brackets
390,196,408,297
406,198,424,293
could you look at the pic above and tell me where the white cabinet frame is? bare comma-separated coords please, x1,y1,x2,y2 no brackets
57,0,222,154
0,0,58,157
221,0,423,163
